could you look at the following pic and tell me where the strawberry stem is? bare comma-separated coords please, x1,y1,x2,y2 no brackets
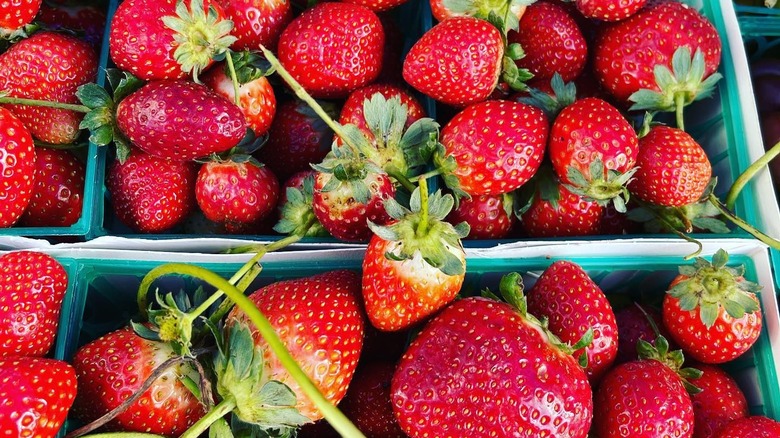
725,139,780,210
225,50,241,107
409,168,443,182
179,397,237,438
416,178,430,236
675,93,685,131
0,95,90,112
386,167,417,193
709,193,780,250
75,434,164,437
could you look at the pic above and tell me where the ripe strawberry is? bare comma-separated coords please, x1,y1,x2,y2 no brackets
392,282,593,437
429,0,527,28
217,0,292,50
277,2,384,99
343,0,409,12
519,172,604,237
0,0,41,33
508,1,587,82
340,83,426,144
628,125,712,207
275,170,330,238
662,249,763,364
715,416,780,438
0,31,97,144
614,303,675,364
225,270,365,421
195,157,280,229
446,192,515,239
0,251,67,357
527,260,618,382
338,362,405,437
0,108,35,228
106,150,198,233
18,147,85,227
203,62,277,136
575,0,647,21
116,80,247,161
72,326,207,435
37,2,107,51
690,364,748,438
438,99,548,196
403,17,503,107
0,357,76,437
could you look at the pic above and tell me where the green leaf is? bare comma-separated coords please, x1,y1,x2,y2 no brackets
409,186,422,213
209,418,235,438
499,272,526,315
130,321,161,341
351,180,371,205
712,249,729,268
368,221,399,242
77,83,113,109
721,299,746,320
88,124,115,147
228,324,257,379
699,301,719,328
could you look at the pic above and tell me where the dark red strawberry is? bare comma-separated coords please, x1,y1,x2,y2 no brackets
429,0,527,28
575,0,647,21
0,251,67,357
446,192,515,239
691,364,748,438
0,108,35,228
340,83,426,144
520,174,604,237
376,13,405,83
403,17,503,107
37,2,107,51
203,62,277,136
18,147,85,227
343,0,409,12
218,0,292,51
106,150,198,233
0,31,97,144
277,2,384,99
715,416,780,438
614,303,674,364
339,362,405,437
0,357,76,437
0,0,41,32
275,170,329,238
116,80,247,161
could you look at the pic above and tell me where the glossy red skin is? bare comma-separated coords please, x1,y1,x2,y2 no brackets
37,2,107,51
629,125,712,207
106,150,198,233
312,171,395,242
403,17,503,107
110,0,225,80
593,1,721,103
0,108,35,228
662,275,762,364
343,0,409,12
441,100,548,196
0,357,76,437
218,0,292,51
19,147,85,227
691,364,748,438
521,183,603,238
0,0,41,30
429,0,527,24
392,297,593,438
595,359,694,437
72,326,206,435
339,362,406,437
227,270,365,421
116,80,247,161
527,260,618,383
203,63,277,136
0,251,67,357
362,233,465,331
509,1,587,82
447,193,514,239
339,83,426,141
0,31,97,144
549,97,638,186
614,304,674,364
575,0,647,21
278,2,384,99
715,416,780,438
195,160,279,227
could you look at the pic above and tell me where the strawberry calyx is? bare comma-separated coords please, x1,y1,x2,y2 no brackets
274,174,329,238
501,42,534,93
313,145,387,205
669,248,762,329
514,165,560,215
637,335,703,394
565,158,637,213
628,47,723,131
442,0,533,33
517,73,577,120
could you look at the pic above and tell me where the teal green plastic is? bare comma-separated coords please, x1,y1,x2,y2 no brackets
51,258,82,361
737,5,780,37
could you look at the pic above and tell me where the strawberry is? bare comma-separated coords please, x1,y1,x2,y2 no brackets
106,150,198,233
614,303,675,364
195,157,280,229
662,249,763,364
0,251,67,357
338,362,405,437
339,83,426,145
363,188,468,331
0,0,41,33
508,1,587,83
690,364,748,438
438,99,548,196
0,31,97,144
217,0,292,50
628,125,712,207
392,278,593,437
0,357,76,437
203,61,277,136
0,107,35,228
343,0,409,12
109,0,235,81
72,326,207,435
575,0,647,21
527,259,618,382
275,170,329,238
715,416,780,438
224,270,365,422
116,80,248,161
18,147,85,227
37,2,107,51
446,192,515,239
403,17,503,107
277,2,384,99
429,0,529,29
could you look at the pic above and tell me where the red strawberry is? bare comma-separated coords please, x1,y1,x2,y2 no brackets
392,284,593,437
72,326,207,435
203,62,277,136
446,192,515,239
628,125,712,207
37,2,107,51
116,80,248,161
0,251,67,357
225,270,365,421
690,364,748,438
343,0,409,12
520,175,604,237
18,147,85,227
403,17,503,107
575,0,647,21
0,0,41,32
662,249,763,364
0,357,76,437
508,1,587,82
439,100,548,196
217,0,292,51
614,303,675,364
429,0,527,27
527,260,618,382
0,108,35,228
277,2,384,99
195,157,280,229
715,416,780,438
0,31,97,144
106,150,198,233
338,362,405,437
340,83,426,144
